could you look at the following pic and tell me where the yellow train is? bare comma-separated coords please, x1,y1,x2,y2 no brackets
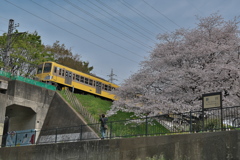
35,61,119,100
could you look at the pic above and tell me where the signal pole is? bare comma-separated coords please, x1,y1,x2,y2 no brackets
108,68,117,83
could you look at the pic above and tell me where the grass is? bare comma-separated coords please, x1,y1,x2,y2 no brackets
59,91,170,137
74,94,112,120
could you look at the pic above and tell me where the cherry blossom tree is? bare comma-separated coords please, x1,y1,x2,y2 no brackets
109,13,240,117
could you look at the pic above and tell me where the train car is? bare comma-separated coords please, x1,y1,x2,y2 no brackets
35,61,119,100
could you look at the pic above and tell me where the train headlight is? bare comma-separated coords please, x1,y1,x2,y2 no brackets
44,76,52,80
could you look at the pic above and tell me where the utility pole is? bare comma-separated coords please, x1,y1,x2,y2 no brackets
107,68,117,83
4,19,19,70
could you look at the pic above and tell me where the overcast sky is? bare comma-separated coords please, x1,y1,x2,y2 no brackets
0,0,239,85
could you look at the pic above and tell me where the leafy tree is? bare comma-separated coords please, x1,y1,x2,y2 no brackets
109,13,240,117
0,31,54,77
45,41,93,74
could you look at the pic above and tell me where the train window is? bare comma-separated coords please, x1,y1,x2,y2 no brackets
89,79,93,86
73,74,75,80
102,84,104,89
54,67,57,73
59,69,62,75
66,71,68,77
104,85,108,90
93,81,95,86
43,63,52,73
85,78,89,84
62,70,65,76
37,64,43,74
108,85,112,91
80,76,84,83
112,87,115,90
76,75,79,81
69,72,72,77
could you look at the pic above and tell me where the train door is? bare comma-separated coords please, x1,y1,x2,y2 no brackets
65,70,72,85
96,81,102,94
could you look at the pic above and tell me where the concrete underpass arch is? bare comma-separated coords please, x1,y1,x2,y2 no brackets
5,105,36,132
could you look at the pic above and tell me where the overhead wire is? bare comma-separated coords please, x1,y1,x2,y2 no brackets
142,0,182,28
96,0,156,36
64,0,151,50
120,0,170,32
32,0,145,59
4,0,140,83
0,30,5,33
0,2,123,84
5,0,176,84
184,0,205,15
83,0,156,43
49,0,149,53
4,0,139,64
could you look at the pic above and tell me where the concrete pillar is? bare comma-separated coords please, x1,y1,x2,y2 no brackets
0,94,7,147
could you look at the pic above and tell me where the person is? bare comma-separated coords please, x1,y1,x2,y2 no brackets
99,114,108,139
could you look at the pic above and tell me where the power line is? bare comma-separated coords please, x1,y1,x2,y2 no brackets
96,0,157,36
142,0,182,28
0,0,127,84
32,0,144,59
83,0,156,43
120,0,170,32
64,0,151,50
5,0,139,64
49,0,150,53
184,0,205,15
0,16,9,21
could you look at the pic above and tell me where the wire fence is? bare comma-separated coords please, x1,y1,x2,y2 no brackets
1,106,240,147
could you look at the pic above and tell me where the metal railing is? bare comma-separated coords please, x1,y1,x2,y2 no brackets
1,106,240,147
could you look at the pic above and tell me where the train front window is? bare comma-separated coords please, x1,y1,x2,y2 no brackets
37,64,43,74
43,63,52,73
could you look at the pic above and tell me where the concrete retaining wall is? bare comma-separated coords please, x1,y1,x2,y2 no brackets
0,80,55,147
0,130,240,160
38,92,99,143
0,79,98,147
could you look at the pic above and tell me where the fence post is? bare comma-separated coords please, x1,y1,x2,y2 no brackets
145,116,148,137
34,130,36,144
80,125,82,141
221,107,223,131
55,128,58,143
190,111,192,133
109,121,112,139
15,132,17,147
